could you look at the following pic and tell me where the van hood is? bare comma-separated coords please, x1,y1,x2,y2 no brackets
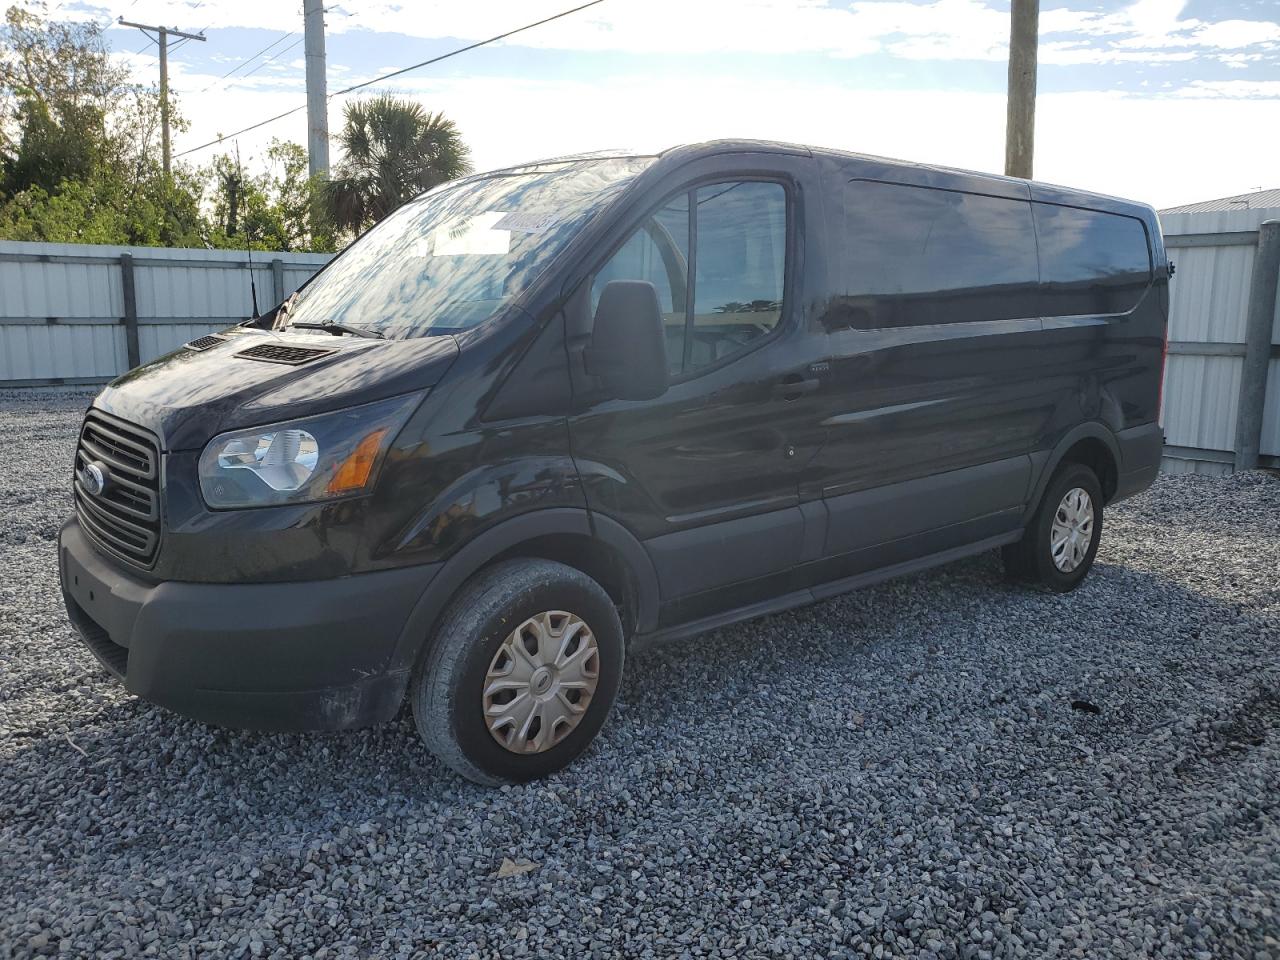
93,327,460,451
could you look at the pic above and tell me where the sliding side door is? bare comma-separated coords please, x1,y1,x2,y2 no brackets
807,172,1045,577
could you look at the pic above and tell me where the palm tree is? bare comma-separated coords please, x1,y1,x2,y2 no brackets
326,95,471,236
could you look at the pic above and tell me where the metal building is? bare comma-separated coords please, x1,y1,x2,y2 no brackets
1158,192,1280,475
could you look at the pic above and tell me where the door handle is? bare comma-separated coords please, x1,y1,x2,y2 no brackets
773,375,821,400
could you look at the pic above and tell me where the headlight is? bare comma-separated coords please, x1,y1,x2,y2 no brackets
198,393,423,508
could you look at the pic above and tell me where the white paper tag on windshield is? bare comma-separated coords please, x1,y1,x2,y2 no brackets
492,211,560,235
432,211,511,256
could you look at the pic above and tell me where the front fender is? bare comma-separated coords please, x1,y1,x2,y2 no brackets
385,507,660,675
386,455,587,562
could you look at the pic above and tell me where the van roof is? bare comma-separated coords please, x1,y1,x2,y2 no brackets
654,139,1154,217
462,139,1154,221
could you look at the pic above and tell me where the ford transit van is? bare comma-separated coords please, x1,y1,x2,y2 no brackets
59,141,1167,784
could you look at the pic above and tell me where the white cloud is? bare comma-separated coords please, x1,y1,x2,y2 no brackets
1052,0,1280,52
1189,20,1280,49
1173,79,1280,98
86,0,1280,210
1039,42,1196,65
1125,0,1194,40
1218,53,1263,70
150,60,1280,210
1036,89,1280,208
79,0,1280,72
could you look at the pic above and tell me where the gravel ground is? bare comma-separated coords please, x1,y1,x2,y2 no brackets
1,389,1278,960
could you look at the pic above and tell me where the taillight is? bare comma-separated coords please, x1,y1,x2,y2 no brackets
1157,318,1169,427
1155,248,1172,427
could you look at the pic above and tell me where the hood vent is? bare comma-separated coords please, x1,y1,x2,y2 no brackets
235,343,336,366
185,334,226,351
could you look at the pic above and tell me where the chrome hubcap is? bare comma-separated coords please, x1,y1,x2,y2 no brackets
483,611,599,754
1050,486,1095,573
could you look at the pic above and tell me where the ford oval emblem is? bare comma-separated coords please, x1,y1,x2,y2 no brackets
82,461,108,497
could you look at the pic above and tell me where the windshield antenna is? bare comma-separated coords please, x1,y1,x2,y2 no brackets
236,143,260,319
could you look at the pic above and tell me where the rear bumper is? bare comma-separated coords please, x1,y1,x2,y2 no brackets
1112,422,1164,503
58,518,438,731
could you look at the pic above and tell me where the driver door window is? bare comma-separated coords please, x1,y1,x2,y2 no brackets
591,180,787,377
591,195,689,375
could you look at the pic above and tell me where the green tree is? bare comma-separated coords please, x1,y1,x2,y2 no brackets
0,5,116,196
0,4,335,252
327,94,471,236
0,3,205,245
0,169,205,245
204,140,334,252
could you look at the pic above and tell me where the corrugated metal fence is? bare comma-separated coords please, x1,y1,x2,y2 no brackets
2,221,1278,474
0,241,331,387
1161,208,1280,474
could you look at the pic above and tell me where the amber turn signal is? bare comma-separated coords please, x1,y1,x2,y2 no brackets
326,428,388,494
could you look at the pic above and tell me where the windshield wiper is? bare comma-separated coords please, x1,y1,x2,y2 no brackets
289,321,385,340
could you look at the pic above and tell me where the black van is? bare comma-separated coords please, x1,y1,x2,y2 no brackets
59,140,1167,784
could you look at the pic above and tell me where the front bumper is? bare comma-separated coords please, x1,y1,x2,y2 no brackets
58,519,437,731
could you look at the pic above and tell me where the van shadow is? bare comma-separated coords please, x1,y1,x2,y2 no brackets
4,547,1276,898
622,549,1278,764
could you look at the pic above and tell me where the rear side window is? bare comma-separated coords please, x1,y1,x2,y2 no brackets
831,180,1039,329
1033,204,1151,316
593,180,787,376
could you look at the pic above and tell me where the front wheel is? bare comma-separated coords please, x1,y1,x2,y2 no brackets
410,558,624,785
1003,462,1103,592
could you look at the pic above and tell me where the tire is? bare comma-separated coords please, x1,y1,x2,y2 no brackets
1002,462,1103,593
410,558,624,785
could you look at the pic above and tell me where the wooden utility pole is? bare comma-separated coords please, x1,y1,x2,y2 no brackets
118,18,206,176
1004,0,1039,179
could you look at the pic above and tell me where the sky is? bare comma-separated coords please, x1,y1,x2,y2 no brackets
44,0,1280,209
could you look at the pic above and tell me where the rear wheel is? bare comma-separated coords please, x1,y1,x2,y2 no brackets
410,558,624,785
1003,462,1103,592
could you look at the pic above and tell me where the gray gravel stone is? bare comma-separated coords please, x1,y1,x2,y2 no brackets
1,390,1278,959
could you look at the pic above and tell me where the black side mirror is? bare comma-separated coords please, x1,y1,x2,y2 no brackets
585,280,669,401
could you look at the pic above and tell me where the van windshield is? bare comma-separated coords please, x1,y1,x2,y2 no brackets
285,156,653,339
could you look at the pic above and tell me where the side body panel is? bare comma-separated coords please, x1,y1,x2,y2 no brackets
807,155,1039,566
1022,182,1168,504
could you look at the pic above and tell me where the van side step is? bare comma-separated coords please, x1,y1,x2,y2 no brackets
630,530,1021,652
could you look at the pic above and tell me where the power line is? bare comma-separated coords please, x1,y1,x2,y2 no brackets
127,26,160,65
196,30,298,93
168,2,205,50
334,0,605,97
174,0,607,159
237,37,304,82
174,102,306,158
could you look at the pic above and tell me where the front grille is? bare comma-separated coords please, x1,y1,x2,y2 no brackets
185,334,226,351
74,410,162,568
235,343,335,366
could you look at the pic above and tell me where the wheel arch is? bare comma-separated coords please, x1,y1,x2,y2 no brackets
1028,423,1121,519
388,508,659,676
